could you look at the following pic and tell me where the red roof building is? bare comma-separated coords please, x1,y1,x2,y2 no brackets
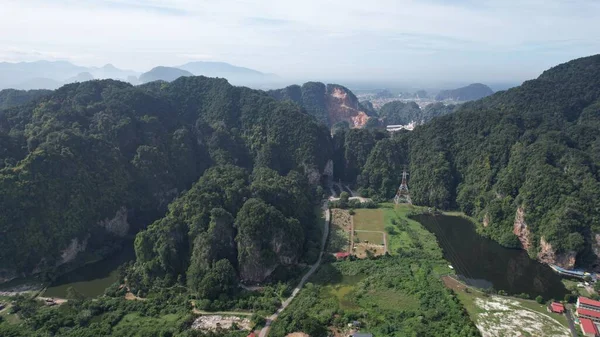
550,302,565,314
335,252,350,259
580,318,598,337
247,333,256,337
579,297,600,311
578,308,600,323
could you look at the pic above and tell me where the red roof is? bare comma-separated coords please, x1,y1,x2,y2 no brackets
551,302,565,313
335,252,350,258
578,308,600,319
580,297,600,308
247,333,256,337
580,318,598,334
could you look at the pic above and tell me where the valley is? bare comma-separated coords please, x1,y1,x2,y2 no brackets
1,54,600,337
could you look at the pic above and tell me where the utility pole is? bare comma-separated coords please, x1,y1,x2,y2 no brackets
394,168,412,205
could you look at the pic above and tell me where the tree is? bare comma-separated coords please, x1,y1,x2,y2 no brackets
535,295,544,304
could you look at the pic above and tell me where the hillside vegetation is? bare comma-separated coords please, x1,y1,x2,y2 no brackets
359,55,600,265
0,77,332,282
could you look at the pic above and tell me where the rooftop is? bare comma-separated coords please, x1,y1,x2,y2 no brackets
580,297,600,308
578,308,600,319
581,318,598,334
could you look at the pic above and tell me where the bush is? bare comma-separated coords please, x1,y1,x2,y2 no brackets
535,295,544,304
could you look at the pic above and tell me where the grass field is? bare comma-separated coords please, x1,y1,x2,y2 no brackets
355,231,384,245
112,312,182,334
353,209,385,231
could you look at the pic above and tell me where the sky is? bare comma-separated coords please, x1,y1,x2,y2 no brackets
1,0,599,85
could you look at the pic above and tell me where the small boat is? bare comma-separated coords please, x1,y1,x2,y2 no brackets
448,265,454,269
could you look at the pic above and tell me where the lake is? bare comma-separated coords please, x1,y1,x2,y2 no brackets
414,214,568,300
43,244,135,298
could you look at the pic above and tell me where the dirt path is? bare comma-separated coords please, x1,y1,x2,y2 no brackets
192,309,254,316
349,216,355,254
259,201,330,337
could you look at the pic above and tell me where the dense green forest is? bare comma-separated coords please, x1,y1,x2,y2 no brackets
360,55,600,261
0,77,332,280
0,89,51,109
377,101,457,126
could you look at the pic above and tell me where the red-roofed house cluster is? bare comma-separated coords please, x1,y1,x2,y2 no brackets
549,302,565,314
576,296,600,336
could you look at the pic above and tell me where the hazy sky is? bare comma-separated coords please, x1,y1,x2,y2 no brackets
1,0,599,84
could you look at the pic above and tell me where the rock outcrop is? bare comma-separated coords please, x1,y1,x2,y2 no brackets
60,237,89,265
537,236,577,269
326,85,369,128
98,207,130,237
513,207,531,250
268,82,369,128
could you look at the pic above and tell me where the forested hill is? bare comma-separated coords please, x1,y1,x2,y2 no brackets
377,101,457,126
0,77,332,282
268,82,371,128
0,88,51,109
359,54,600,269
435,83,493,101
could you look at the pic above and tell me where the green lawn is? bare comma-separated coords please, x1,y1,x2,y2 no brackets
111,312,183,335
353,209,385,231
382,203,444,260
355,231,384,245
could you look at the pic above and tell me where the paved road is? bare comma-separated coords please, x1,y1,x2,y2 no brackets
258,202,330,337
565,307,578,337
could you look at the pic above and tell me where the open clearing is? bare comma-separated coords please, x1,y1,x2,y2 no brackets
353,209,385,231
355,231,384,245
442,276,569,337
192,315,252,331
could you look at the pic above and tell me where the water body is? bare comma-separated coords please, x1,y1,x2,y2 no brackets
43,244,135,298
414,214,568,300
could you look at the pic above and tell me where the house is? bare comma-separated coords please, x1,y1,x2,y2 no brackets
549,302,565,314
580,318,599,337
246,333,256,337
577,308,600,323
578,297,600,312
335,252,350,259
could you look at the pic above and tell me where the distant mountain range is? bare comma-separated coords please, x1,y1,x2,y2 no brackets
435,83,494,101
0,60,278,90
139,67,193,84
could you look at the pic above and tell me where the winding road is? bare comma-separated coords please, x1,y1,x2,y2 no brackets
258,202,330,337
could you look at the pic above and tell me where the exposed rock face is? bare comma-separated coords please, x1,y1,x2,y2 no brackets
483,213,490,227
592,233,600,258
60,237,88,265
513,207,531,250
537,236,576,269
326,86,369,128
98,207,130,237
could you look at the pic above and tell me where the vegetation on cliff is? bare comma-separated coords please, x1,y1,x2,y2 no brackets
360,55,600,258
0,77,332,278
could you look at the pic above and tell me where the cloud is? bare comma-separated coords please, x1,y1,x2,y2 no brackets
0,0,599,83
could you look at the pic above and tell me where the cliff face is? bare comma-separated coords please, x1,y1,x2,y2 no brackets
98,206,130,237
268,83,369,128
325,85,369,128
537,236,577,269
513,207,531,251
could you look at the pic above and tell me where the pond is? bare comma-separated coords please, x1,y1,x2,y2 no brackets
43,244,135,298
414,214,568,300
